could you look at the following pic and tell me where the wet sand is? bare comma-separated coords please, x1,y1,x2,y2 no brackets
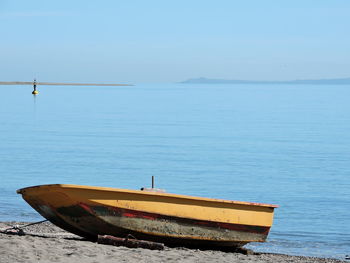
0,222,346,263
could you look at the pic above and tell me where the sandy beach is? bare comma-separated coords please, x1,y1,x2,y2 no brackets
0,221,346,263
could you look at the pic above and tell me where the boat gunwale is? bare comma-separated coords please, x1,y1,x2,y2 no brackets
17,184,279,208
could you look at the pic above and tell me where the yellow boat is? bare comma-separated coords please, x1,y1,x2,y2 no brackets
17,184,278,249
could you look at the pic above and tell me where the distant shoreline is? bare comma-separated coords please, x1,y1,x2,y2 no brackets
181,77,350,85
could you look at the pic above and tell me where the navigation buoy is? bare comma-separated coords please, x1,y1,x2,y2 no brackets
32,79,38,95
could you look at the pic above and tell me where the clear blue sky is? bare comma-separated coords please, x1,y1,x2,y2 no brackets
0,0,349,83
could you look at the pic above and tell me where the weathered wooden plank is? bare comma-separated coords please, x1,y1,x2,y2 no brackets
97,235,164,250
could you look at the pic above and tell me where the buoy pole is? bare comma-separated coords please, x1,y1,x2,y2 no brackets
32,79,39,95
152,176,154,189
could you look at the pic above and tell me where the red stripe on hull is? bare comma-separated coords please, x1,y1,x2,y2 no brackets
79,203,270,235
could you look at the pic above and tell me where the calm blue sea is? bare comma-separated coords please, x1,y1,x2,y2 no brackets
0,83,349,259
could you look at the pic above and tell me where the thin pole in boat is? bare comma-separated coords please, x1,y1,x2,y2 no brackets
152,176,154,189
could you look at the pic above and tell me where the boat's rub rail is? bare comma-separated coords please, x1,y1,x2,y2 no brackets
17,184,278,208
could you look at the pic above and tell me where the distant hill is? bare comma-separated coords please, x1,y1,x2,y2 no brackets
181,77,350,85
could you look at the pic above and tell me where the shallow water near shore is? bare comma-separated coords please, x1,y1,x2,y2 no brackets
0,83,349,259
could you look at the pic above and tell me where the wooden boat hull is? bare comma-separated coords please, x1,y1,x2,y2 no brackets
17,184,277,249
